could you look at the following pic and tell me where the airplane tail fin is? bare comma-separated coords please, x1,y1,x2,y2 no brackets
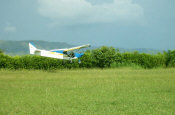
29,42,37,54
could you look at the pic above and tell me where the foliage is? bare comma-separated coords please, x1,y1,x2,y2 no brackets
164,50,175,67
0,47,174,70
92,46,116,68
79,50,94,68
112,51,166,69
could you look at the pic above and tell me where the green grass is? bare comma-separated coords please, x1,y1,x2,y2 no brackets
0,68,175,115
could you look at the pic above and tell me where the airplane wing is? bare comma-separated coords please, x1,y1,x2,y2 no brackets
64,44,91,52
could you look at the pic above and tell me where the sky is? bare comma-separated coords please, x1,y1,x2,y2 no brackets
0,0,175,50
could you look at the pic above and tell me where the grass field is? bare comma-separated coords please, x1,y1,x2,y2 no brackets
0,68,175,115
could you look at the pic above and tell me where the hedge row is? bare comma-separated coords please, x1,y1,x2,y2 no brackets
0,46,175,70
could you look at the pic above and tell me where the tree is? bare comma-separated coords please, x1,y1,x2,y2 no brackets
165,50,175,67
92,46,116,68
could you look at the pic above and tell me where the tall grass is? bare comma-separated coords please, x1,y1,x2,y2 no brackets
0,68,175,115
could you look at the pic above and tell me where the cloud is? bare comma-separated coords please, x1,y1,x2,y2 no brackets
4,25,16,32
38,0,144,25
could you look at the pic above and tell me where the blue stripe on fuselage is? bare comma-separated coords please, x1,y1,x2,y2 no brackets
52,50,64,53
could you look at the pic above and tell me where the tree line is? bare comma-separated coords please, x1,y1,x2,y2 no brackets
0,46,175,70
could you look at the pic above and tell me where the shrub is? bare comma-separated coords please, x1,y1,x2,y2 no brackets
0,47,174,70
165,50,175,67
0,53,15,69
92,46,116,68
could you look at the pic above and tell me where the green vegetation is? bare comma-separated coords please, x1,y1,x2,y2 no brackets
165,50,175,67
0,44,174,114
0,69,175,115
0,46,175,70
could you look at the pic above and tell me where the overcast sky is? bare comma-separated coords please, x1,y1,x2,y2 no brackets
0,0,175,50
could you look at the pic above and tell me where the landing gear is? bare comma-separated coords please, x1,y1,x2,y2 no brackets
70,59,72,63
78,59,81,64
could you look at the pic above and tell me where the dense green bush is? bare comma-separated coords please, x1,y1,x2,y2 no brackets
111,51,165,69
79,50,94,68
0,53,15,69
0,47,174,70
165,50,175,67
92,46,116,68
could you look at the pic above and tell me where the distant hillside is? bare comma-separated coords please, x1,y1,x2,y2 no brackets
0,40,74,55
0,40,163,56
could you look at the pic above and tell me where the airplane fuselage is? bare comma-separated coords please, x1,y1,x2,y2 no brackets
34,49,77,60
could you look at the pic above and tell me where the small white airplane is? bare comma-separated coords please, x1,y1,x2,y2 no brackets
29,42,91,62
